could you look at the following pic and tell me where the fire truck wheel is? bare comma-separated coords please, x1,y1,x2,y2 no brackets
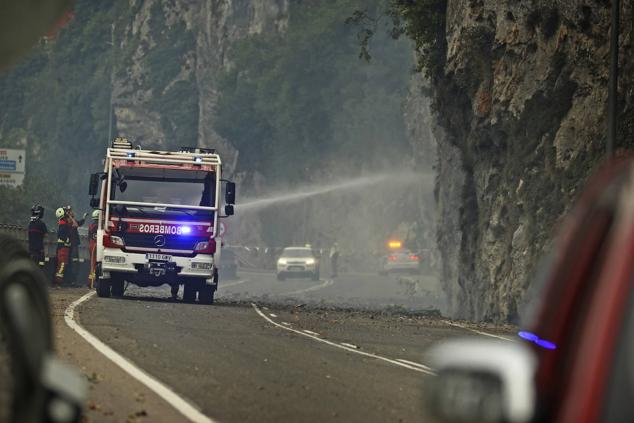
96,278,111,298
199,284,215,305
111,277,124,297
183,282,196,303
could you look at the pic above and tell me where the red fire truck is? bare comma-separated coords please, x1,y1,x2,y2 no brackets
88,137,235,304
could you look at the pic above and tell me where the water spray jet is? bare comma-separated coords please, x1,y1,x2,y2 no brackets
239,171,431,212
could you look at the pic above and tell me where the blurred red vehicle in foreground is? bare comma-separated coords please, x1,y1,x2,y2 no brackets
428,154,634,423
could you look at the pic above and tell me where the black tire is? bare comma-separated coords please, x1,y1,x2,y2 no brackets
277,273,285,281
183,282,196,303
199,270,217,305
96,279,111,297
199,284,215,305
110,276,124,297
95,265,111,298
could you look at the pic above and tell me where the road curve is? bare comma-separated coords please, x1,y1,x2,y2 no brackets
70,272,514,422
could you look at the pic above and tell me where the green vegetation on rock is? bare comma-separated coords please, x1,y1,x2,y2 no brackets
0,1,127,225
347,0,447,78
215,0,414,183
0,0,198,224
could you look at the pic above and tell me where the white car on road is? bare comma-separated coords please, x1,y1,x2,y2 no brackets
277,247,320,281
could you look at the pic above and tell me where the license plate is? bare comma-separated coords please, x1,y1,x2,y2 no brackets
146,253,172,262
289,266,304,271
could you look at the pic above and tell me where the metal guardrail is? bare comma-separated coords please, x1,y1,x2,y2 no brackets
0,223,90,261
0,224,91,285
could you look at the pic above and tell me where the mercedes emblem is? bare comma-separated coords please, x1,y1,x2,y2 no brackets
154,234,166,247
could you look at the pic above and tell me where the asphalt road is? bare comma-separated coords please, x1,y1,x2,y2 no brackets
217,269,445,311
73,270,514,422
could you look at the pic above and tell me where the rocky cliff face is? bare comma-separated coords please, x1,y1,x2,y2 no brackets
426,0,634,321
113,0,288,173
403,73,442,273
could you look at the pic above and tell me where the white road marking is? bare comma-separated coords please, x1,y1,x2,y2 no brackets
281,322,292,326
238,270,276,276
442,320,513,341
252,303,435,376
302,330,320,336
282,278,334,296
64,291,216,423
269,313,278,318
221,279,248,288
340,342,359,349
395,358,434,372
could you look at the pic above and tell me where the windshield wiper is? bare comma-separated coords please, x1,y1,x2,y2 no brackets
130,207,148,216
166,208,196,217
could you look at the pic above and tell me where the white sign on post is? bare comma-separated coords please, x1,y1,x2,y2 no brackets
0,148,26,188
0,173,25,187
0,149,26,173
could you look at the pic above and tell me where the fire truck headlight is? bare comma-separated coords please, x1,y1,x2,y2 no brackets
194,241,210,251
110,235,125,247
305,258,315,265
278,258,288,265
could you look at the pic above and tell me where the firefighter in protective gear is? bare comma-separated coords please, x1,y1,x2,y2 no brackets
88,210,99,288
54,207,72,287
65,206,86,286
27,205,48,267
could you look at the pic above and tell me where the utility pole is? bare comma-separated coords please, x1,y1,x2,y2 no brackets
607,0,620,156
107,23,115,146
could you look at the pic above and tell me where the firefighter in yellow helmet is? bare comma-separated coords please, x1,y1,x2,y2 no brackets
65,205,86,286
54,207,71,287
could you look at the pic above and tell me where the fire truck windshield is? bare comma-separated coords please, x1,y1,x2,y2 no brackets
110,167,216,210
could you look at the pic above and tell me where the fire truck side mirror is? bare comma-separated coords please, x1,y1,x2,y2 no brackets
225,182,236,205
89,173,99,196
225,204,234,216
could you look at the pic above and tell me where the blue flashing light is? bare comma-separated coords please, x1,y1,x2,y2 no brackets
181,226,192,235
194,157,203,163
518,331,539,342
518,330,557,350
535,339,557,350
127,152,135,158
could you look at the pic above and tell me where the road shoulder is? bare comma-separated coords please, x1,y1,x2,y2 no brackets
49,288,184,423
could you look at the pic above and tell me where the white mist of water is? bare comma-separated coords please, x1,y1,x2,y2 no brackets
239,171,429,212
